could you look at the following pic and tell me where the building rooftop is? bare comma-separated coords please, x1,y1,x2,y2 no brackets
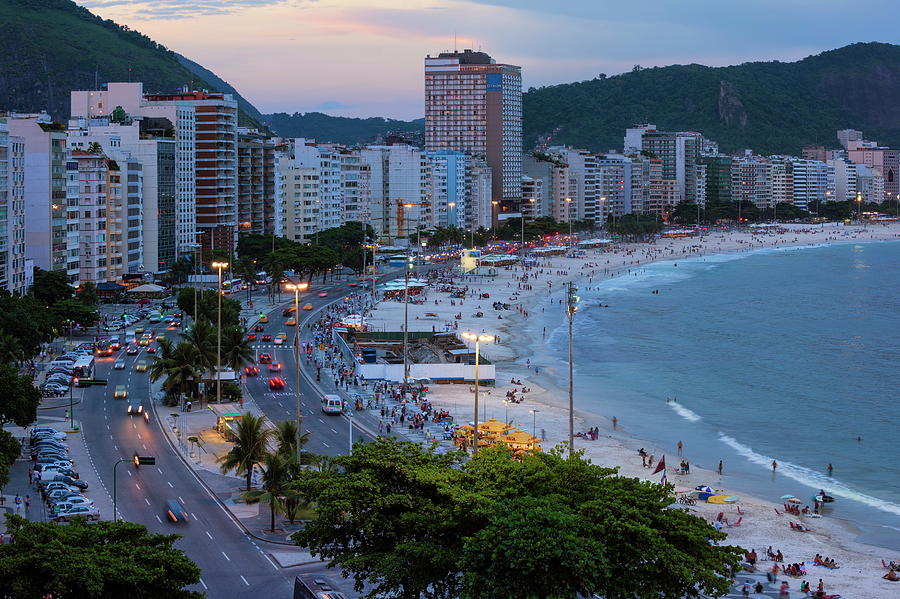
431,49,494,65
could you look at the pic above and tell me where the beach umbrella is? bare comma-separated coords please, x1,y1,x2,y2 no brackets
675,487,693,494
786,497,803,504
780,494,796,500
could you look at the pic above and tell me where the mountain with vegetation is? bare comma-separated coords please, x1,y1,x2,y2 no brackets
262,111,425,145
0,0,262,124
523,42,900,155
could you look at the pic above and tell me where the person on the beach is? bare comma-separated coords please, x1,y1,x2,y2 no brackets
771,459,778,472
827,463,833,475
677,440,683,455
718,460,723,475
611,416,617,429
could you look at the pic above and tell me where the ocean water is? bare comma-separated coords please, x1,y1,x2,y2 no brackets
536,241,900,547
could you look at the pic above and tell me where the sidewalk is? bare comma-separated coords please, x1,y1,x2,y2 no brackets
1,414,114,533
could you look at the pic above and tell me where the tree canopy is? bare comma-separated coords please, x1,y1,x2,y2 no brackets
176,288,241,327
292,440,743,599
0,364,41,429
31,267,73,306
0,514,202,598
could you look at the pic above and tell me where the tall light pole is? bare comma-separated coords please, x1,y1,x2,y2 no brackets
490,200,499,241
565,197,573,247
566,282,579,457
462,332,494,454
896,193,899,218
402,203,413,389
856,191,863,222
212,260,229,404
69,377,79,429
285,281,308,462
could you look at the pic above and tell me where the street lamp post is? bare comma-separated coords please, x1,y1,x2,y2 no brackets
447,201,456,229
565,197,573,248
896,193,899,218
566,283,579,457
462,332,494,454
490,200,499,240
285,282,308,462
212,261,229,404
69,377,79,429
856,191,863,222
402,204,414,389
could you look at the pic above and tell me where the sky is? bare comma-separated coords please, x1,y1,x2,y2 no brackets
78,0,900,120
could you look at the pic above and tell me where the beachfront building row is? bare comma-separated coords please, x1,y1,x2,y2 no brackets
0,118,27,295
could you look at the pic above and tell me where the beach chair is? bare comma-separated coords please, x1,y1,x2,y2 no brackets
736,505,745,515
716,511,725,522
774,508,782,516
726,517,742,527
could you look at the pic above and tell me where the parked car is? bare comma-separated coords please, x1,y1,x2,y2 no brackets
45,490,81,504
38,475,87,490
52,504,100,522
52,496,94,512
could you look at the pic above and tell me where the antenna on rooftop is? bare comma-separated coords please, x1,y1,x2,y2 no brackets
454,30,457,52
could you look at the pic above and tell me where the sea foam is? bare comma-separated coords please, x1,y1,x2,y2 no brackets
669,402,702,422
718,433,900,517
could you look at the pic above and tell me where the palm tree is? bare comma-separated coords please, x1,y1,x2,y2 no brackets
150,339,202,401
220,325,255,374
259,253,285,303
243,451,293,532
217,413,273,491
181,318,216,372
0,333,24,365
272,420,316,464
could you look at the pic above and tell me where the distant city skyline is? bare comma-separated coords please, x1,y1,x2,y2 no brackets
78,0,900,119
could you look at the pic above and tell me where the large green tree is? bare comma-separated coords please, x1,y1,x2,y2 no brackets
292,440,743,599
31,267,73,306
243,450,294,532
0,515,202,599
0,429,20,490
0,364,41,429
176,288,240,327
51,298,100,328
0,294,56,358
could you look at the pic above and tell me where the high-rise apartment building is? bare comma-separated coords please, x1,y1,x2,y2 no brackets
546,147,601,224
846,139,898,203
71,83,237,258
425,49,522,215
360,144,431,241
339,150,370,226
0,118,26,294
67,115,176,273
237,128,277,236
624,124,704,208
7,113,69,275
702,156,733,205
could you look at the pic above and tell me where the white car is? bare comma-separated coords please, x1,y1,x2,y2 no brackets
114,360,126,370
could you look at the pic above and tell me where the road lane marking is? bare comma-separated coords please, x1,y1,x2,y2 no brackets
137,433,142,439
156,467,163,475
135,483,141,490
144,497,150,505
178,496,184,503
191,513,197,520
221,551,231,561
206,531,213,539
322,442,329,447
264,553,279,570
240,575,249,586
156,515,162,523
126,470,132,477
167,481,173,488
331,428,338,434
142,444,147,450
200,579,208,590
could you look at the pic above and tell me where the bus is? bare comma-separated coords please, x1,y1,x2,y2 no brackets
223,278,243,294
95,339,113,357
72,356,96,381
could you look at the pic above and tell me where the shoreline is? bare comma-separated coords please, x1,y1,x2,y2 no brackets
365,222,900,598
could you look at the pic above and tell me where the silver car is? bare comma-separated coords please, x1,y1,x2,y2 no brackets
52,504,100,522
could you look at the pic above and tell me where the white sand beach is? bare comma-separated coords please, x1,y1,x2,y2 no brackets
365,221,900,598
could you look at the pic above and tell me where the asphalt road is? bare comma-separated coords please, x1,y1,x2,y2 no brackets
56,268,420,597
64,275,378,597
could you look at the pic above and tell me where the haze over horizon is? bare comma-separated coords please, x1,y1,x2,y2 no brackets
78,0,900,120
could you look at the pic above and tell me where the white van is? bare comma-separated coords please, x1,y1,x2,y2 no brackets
321,394,343,414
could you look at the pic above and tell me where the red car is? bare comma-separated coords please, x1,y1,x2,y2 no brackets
269,362,282,372
244,366,260,377
258,353,272,364
282,307,295,317
146,345,156,354
268,377,285,390
253,324,265,332
246,333,257,341
261,334,272,342
317,291,328,297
